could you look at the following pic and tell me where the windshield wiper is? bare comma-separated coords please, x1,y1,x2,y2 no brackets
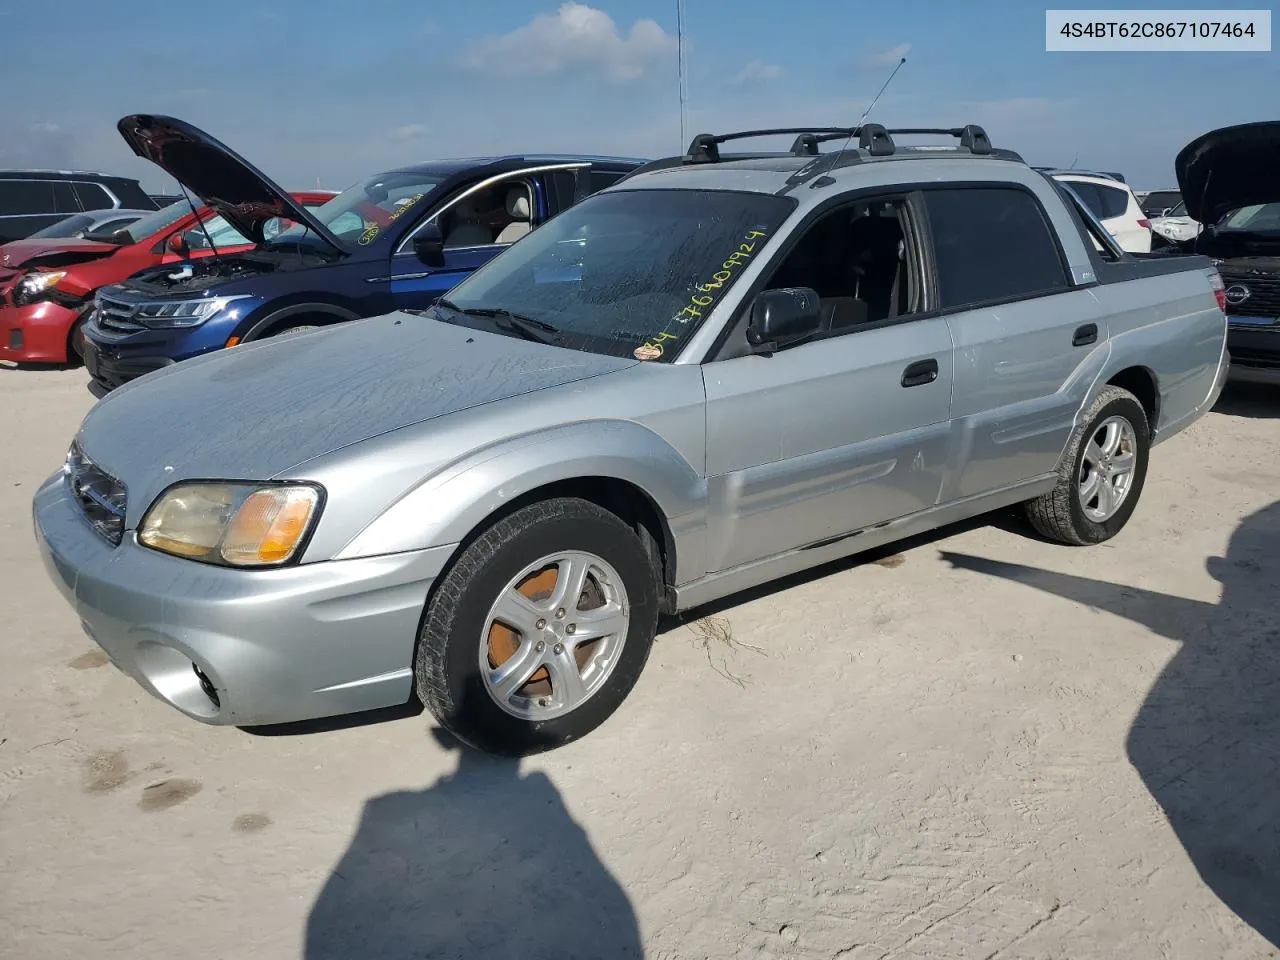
435,301,561,345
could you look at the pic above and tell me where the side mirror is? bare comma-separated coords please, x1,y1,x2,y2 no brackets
746,287,822,353
413,223,445,266
168,232,190,256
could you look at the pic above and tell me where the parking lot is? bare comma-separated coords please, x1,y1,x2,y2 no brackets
1,365,1277,959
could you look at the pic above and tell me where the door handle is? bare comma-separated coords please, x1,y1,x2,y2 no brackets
901,358,939,388
1073,323,1098,346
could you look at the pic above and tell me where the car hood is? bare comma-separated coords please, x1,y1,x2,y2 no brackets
75,313,638,527
1176,121,1280,225
116,114,346,255
0,237,118,270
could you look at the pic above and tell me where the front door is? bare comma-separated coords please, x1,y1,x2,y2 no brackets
701,193,955,574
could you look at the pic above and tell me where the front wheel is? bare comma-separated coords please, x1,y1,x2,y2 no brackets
415,497,661,755
1024,385,1151,545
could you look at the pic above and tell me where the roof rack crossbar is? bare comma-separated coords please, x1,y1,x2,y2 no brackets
686,127,856,162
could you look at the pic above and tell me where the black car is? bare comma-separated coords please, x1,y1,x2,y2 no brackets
0,170,157,243
1176,122,1280,385
1139,189,1182,218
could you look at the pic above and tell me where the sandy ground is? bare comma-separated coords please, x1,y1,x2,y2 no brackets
0,364,1277,960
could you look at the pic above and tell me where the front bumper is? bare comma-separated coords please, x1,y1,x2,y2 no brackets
81,337,175,391
1225,319,1280,386
0,302,80,364
33,471,455,726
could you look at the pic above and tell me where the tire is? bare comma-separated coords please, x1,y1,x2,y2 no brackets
269,322,321,338
66,313,89,366
1024,385,1150,545
415,497,661,756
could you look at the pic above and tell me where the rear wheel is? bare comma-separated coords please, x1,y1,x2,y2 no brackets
1024,385,1150,545
415,497,661,756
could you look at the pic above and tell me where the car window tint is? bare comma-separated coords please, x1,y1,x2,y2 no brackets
0,179,53,214
1096,184,1131,220
1061,181,1105,219
924,187,1069,308
74,182,114,211
589,171,624,194
53,181,79,213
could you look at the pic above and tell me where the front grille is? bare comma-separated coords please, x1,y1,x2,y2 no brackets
1221,276,1280,319
95,294,147,334
64,442,127,545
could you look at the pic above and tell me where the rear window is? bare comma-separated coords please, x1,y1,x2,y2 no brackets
0,179,57,215
1141,191,1181,216
923,186,1069,308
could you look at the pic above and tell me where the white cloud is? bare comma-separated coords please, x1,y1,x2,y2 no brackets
391,123,428,141
734,60,782,84
866,43,911,67
464,2,678,83
31,121,59,134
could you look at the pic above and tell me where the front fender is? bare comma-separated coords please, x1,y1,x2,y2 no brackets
334,420,710,582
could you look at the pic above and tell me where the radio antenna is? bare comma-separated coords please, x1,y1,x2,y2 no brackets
820,56,907,180
676,0,689,147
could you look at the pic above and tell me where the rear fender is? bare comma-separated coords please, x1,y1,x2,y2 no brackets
334,420,709,582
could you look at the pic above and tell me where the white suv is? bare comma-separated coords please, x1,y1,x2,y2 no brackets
1051,172,1152,253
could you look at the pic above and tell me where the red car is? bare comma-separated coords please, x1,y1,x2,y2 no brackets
0,190,335,364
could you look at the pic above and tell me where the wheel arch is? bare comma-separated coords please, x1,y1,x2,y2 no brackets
1105,364,1160,433
241,301,361,341
331,420,708,604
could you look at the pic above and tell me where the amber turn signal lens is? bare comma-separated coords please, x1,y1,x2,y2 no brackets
220,486,319,565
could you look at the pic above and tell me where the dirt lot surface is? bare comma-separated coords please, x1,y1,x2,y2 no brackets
1,366,1277,960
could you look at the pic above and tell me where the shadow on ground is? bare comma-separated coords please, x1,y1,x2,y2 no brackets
1213,382,1280,419
305,714,642,960
942,501,1280,948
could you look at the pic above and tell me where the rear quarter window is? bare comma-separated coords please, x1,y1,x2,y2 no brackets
923,186,1069,309
73,182,115,211
1095,183,1132,220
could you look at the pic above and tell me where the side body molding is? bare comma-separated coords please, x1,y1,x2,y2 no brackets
334,420,710,582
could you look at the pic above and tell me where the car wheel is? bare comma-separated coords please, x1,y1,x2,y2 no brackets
1024,385,1150,545
67,314,89,366
415,497,661,756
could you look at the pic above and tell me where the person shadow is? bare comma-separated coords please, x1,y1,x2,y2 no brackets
304,702,643,960
940,501,1280,947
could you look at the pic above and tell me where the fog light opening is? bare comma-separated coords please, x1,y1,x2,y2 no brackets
192,663,221,709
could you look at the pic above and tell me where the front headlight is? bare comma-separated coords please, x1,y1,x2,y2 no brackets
136,294,254,328
138,482,323,567
15,270,67,304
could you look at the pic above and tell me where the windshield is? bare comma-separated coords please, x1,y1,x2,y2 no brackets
435,189,796,361
118,201,195,243
29,214,96,239
1167,200,1188,217
271,171,446,247
1219,203,1280,234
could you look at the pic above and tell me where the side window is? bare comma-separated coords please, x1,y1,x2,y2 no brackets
53,182,79,213
1095,184,1131,220
759,195,920,332
73,182,114,211
923,187,1069,308
589,171,624,194
1062,181,1106,220
0,179,51,214
437,178,536,249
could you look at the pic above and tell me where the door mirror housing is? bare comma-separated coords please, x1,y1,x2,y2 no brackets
413,223,445,266
168,232,190,256
746,287,823,353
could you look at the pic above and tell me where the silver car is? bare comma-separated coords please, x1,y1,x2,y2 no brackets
33,124,1229,755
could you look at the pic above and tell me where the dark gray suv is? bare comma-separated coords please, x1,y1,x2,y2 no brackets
0,170,156,243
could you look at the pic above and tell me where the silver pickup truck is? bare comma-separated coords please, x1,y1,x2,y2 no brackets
33,123,1229,756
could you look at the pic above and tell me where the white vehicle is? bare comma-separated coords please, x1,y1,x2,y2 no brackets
1050,172,1152,253
1150,199,1202,246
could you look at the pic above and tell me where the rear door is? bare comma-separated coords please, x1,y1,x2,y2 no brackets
388,163,589,312
923,183,1109,502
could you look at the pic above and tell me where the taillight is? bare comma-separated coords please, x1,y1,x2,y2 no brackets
1137,218,1151,230
1208,270,1226,312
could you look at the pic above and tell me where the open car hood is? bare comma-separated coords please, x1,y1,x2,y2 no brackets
116,114,346,254
1175,121,1280,226
0,237,118,270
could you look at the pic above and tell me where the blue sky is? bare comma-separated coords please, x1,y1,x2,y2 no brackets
0,0,1274,193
